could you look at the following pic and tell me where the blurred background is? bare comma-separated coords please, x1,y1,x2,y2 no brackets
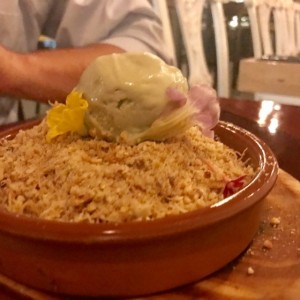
25,0,300,121
168,0,254,98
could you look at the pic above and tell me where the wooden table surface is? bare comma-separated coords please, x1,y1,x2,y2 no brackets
0,97,299,299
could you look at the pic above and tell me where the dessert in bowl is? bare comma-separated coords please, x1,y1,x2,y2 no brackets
0,53,278,297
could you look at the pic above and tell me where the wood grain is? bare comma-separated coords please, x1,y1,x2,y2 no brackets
148,169,300,300
0,170,299,299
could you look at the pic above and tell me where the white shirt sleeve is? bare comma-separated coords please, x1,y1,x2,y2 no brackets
47,0,174,64
0,0,174,124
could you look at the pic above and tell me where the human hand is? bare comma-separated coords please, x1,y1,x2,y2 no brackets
0,45,17,96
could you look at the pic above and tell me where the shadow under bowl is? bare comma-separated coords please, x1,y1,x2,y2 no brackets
0,120,278,298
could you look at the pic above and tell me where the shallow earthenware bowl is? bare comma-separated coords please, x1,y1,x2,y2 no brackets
0,120,278,298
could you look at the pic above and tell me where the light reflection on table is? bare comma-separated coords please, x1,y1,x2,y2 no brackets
220,98,300,180
257,100,281,135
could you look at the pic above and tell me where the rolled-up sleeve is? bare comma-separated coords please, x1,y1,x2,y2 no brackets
50,0,174,64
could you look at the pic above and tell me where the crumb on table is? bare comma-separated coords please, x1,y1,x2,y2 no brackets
270,217,281,227
263,239,273,250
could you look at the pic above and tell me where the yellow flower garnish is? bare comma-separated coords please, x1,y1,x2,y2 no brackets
46,91,88,142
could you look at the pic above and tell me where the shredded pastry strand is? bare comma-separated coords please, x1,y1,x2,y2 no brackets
0,121,255,223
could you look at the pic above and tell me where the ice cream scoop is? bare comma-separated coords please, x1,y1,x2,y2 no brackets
74,52,194,143
46,52,220,144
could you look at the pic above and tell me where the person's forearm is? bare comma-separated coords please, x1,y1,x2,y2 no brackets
4,44,124,103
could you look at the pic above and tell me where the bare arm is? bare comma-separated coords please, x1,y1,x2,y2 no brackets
0,44,124,103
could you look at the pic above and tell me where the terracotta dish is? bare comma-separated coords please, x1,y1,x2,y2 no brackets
0,121,278,298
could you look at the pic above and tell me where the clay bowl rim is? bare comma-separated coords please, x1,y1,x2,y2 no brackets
0,120,278,243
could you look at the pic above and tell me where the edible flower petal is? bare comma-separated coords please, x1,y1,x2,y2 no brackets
165,87,187,108
165,84,220,138
223,175,247,198
188,84,220,138
46,91,88,142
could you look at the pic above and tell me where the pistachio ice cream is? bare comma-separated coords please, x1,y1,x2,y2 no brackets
46,52,220,144
74,52,195,143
